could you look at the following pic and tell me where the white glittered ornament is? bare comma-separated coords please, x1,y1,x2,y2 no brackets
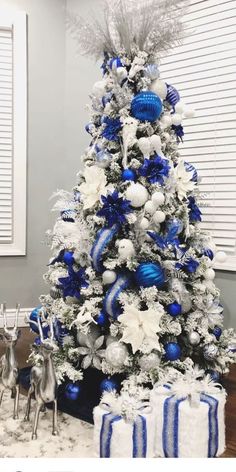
102,270,117,285
181,295,192,314
160,115,172,129
150,79,167,99
126,182,149,208
151,192,165,207
171,113,182,126
184,108,195,118
153,210,166,224
139,217,150,230
105,341,128,368
144,200,156,215
188,331,200,346
118,239,135,259
174,102,184,114
149,135,162,154
215,251,227,263
204,268,215,280
116,67,128,83
92,80,107,98
138,352,160,371
138,137,151,158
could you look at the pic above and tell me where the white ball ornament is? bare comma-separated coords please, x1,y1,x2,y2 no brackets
149,135,162,154
144,200,156,215
188,331,200,346
118,239,135,259
102,270,117,285
171,113,182,126
174,102,184,114
163,132,171,142
138,352,160,371
215,251,227,263
153,210,166,224
150,79,167,99
160,115,172,129
126,182,149,208
105,342,128,368
184,108,195,118
138,137,151,158
139,217,150,230
151,191,165,207
116,67,128,83
92,80,106,98
204,268,216,280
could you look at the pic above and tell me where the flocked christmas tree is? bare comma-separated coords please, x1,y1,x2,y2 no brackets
30,0,236,396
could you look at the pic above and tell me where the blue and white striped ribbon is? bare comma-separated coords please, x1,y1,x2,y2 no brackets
91,224,119,273
103,273,132,319
162,393,219,457
100,412,147,458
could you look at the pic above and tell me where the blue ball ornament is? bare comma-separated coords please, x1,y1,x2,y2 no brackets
121,168,136,181
203,249,214,260
131,91,163,122
96,311,108,327
65,383,81,401
184,161,198,182
63,251,75,266
167,302,182,317
166,218,183,235
135,262,165,288
166,84,180,106
213,327,222,340
164,342,181,361
100,378,119,393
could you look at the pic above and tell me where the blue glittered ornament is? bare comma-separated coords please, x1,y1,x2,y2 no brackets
164,342,181,361
166,84,180,106
100,378,119,393
63,251,75,266
109,57,123,70
167,302,182,317
131,91,162,122
135,262,165,288
65,383,81,401
144,64,160,80
184,161,198,182
203,249,214,260
96,311,108,327
29,306,50,337
213,327,222,339
121,168,136,181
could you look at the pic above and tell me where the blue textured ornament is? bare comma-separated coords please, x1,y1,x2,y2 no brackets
184,161,198,182
65,383,81,401
121,168,136,181
135,262,165,288
213,327,222,339
166,84,180,106
61,209,76,223
206,370,220,382
96,311,108,327
164,342,181,361
131,91,162,122
63,251,75,266
144,64,160,80
100,378,119,393
96,150,112,169
29,306,50,337
203,249,214,260
167,302,182,317
109,57,123,70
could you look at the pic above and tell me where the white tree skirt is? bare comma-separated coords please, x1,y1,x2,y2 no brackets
0,393,95,458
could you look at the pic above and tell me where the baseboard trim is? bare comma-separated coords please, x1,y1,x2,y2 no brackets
0,308,33,328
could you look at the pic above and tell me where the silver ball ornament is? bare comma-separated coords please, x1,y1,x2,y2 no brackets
102,270,117,285
105,342,128,368
203,343,219,361
188,332,200,346
138,352,160,371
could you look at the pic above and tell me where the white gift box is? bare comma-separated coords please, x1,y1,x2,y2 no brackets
93,403,155,458
150,381,226,458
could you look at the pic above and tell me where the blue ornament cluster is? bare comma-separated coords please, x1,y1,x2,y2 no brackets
131,91,162,122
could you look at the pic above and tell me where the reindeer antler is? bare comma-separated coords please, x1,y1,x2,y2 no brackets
15,303,20,330
1,302,7,330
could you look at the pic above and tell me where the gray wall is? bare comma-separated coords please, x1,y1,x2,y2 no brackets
0,0,235,330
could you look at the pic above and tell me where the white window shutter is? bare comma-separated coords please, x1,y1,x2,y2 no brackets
160,0,236,271
0,11,27,255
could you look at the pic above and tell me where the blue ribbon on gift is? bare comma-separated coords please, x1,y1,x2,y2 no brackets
100,412,147,458
162,393,219,457
91,224,119,272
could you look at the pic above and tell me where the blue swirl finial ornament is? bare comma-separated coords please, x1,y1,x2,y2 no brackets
184,161,198,182
91,224,120,273
131,91,162,122
103,272,133,319
166,84,180,106
135,262,165,288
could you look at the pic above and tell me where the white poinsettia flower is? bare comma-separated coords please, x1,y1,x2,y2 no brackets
118,304,164,354
174,159,195,200
78,166,107,210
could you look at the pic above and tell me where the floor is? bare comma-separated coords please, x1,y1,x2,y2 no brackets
0,328,236,458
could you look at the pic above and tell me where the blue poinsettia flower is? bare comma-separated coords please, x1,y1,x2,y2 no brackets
58,266,89,299
188,196,202,222
176,257,199,273
97,190,132,227
101,116,122,141
139,155,170,185
148,223,180,250
172,124,184,143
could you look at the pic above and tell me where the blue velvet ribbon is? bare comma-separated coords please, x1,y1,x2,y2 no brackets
103,273,132,319
162,393,219,457
91,224,119,272
100,412,147,458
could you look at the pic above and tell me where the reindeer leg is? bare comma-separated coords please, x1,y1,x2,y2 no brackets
24,386,33,422
52,399,58,436
32,401,43,440
0,389,4,407
13,384,20,419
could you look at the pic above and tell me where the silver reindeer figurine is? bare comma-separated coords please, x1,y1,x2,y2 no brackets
0,302,21,419
24,311,59,440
